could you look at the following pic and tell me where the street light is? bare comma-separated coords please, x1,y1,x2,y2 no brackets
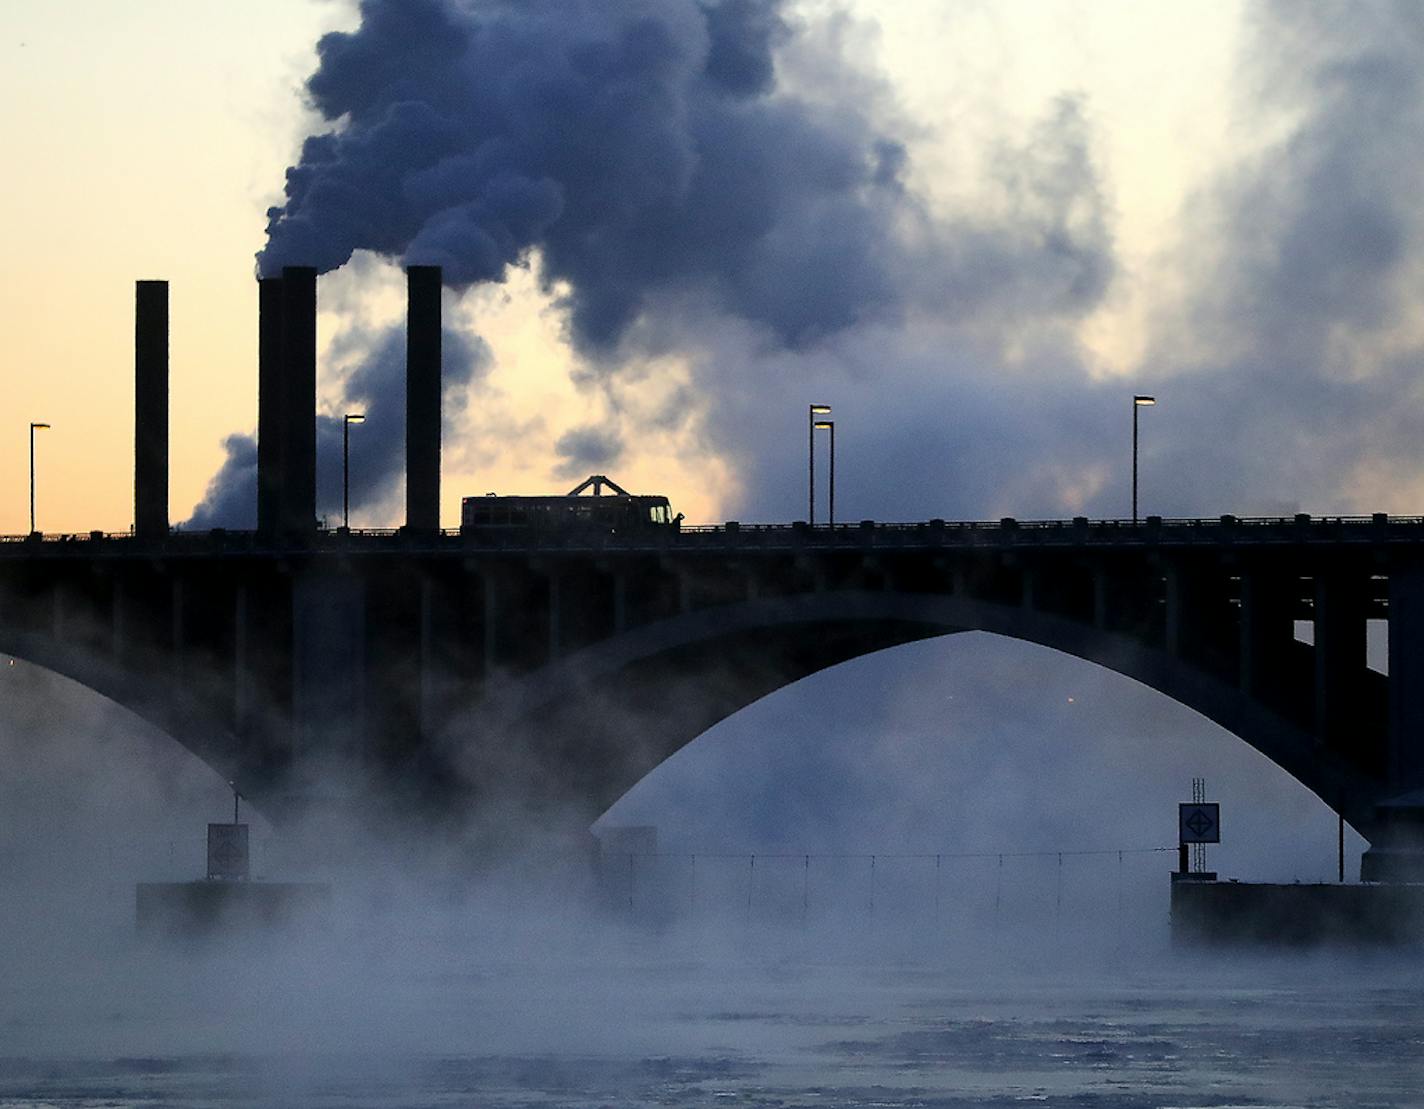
343,413,365,529
814,419,835,530
1132,395,1155,525
809,404,831,524
29,422,49,536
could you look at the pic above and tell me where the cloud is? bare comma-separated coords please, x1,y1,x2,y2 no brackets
259,0,1114,366
553,424,625,482
1134,0,1424,516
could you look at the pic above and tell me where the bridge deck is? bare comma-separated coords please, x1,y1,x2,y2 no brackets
2,514,1421,558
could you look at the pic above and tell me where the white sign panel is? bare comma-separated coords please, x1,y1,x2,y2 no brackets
207,823,250,880
1179,803,1220,844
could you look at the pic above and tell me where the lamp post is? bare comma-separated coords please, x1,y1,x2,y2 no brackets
814,419,835,529
1132,395,1155,525
343,413,364,529
809,404,831,524
29,422,49,536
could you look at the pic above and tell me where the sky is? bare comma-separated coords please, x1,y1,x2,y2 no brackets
1,0,1261,535
0,0,1416,882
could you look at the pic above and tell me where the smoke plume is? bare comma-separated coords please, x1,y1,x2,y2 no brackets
258,0,1110,358
186,323,489,529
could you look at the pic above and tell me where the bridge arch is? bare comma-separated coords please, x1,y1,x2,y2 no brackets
488,591,1380,832
0,630,247,798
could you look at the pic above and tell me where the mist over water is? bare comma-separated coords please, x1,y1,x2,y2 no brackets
3,641,1422,1106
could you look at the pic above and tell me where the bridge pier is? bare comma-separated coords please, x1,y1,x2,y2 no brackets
482,569,499,674
170,579,185,671
51,587,65,644
613,573,628,634
291,572,367,787
1092,567,1109,629
111,580,125,664
1020,567,1038,610
547,572,562,661
1387,567,1424,791
1314,570,1368,755
420,574,436,731
233,586,250,736
1239,570,1295,704
1356,565,1424,881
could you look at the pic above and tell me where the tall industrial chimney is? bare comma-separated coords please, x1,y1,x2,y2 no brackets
256,276,285,538
280,266,318,536
134,280,169,542
406,265,442,533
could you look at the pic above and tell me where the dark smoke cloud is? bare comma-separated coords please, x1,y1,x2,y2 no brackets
259,0,1069,358
553,424,625,481
186,433,258,532
185,324,490,530
675,1,1424,526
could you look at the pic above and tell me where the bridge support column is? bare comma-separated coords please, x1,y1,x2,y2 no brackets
111,580,125,664
613,574,627,635
1021,568,1038,610
233,586,249,735
292,572,367,776
1314,571,1367,753
482,571,498,676
1362,566,1424,881
1388,568,1424,790
171,579,185,668
1239,571,1294,704
1166,563,1234,672
419,576,434,738
547,573,562,662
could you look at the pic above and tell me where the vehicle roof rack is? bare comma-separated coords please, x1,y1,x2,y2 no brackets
566,474,632,497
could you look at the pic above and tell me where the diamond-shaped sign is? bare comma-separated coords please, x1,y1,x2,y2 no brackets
1179,803,1220,844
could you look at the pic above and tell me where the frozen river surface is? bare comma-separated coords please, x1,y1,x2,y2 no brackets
2,940,1422,1108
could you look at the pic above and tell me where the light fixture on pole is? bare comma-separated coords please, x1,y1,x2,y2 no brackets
1132,395,1155,525
809,404,831,525
343,413,365,530
814,419,835,529
29,422,50,536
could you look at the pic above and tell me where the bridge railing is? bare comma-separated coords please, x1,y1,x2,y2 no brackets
5,513,1424,554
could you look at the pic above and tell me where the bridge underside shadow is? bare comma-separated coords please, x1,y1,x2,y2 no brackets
469,591,1383,837
0,630,246,794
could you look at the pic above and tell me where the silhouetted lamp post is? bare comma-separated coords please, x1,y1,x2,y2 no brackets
343,413,364,529
814,419,835,529
1132,395,1155,525
29,422,49,536
809,404,831,524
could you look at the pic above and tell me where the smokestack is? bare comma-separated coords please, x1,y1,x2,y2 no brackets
134,280,169,542
256,276,285,538
280,266,318,536
406,265,442,533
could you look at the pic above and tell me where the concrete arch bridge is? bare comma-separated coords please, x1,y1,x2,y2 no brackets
2,514,1423,878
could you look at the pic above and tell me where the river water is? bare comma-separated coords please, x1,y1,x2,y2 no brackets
3,916,1421,1108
